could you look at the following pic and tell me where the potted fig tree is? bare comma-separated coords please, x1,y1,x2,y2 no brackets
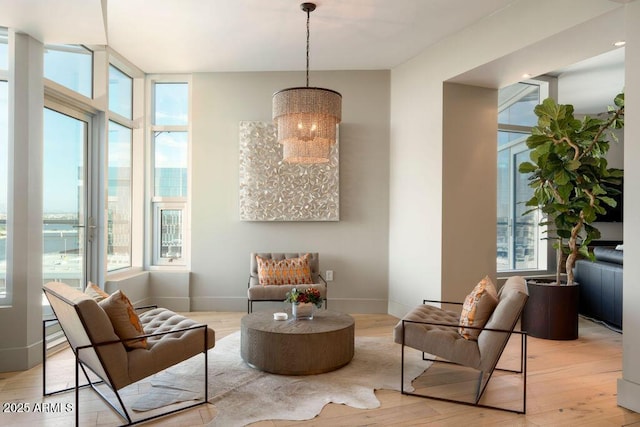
518,93,624,339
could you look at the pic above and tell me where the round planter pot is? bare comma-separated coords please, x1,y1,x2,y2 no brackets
521,281,579,340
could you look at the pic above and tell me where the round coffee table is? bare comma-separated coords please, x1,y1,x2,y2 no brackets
240,310,355,375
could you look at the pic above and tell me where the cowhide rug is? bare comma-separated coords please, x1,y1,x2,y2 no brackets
131,331,430,426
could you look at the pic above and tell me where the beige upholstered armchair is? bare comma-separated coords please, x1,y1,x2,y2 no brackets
42,281,215,425
247,252,327,313
394,276,529,413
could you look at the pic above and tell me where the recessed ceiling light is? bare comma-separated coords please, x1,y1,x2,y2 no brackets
522,73,532,79
613,40,626,47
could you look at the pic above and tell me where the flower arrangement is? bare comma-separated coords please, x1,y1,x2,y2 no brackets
284,287,323,308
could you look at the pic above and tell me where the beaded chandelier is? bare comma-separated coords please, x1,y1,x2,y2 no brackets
272,2,342,164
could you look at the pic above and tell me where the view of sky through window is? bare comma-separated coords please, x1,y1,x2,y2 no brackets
44,44,92,98
154,83,188,125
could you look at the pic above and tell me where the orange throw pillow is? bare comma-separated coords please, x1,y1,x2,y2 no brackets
99,290,147,349
256,254,313,286
458,276,499,340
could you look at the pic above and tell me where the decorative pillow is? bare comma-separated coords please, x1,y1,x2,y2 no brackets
256,254,313,286
98,290,147,349
84,282,109,302
458,276,499,340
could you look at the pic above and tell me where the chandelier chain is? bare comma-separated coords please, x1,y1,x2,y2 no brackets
306,8,310,87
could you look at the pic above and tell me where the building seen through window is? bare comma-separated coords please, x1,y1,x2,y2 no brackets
497,82,547,272
151,81,189,265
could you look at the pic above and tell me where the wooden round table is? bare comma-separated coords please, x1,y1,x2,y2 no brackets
240,310,355,375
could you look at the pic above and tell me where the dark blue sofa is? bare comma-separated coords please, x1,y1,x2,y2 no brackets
574,246,623,330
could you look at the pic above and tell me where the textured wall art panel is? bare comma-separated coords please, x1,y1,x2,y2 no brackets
239,121,339,221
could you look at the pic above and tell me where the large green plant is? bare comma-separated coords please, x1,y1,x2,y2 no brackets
519,94,624,285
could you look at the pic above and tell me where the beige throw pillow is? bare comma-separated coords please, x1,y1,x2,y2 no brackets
458,276,499,340
99,290,147,349
85,282,109,302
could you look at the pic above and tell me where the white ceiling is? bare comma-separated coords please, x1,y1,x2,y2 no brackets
1,0,518,73
552,48,626,114
0,0,626,112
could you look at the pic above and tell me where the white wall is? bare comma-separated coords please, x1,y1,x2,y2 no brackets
388,0,640,412
389,0,622,318
618,0,640,413
188,70,390,313
442,83,498,302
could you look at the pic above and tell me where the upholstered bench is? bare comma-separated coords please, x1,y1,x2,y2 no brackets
43,281,215,425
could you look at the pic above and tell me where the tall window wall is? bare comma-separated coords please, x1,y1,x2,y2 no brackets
497,81,548,272
107,65,133,271
150,81,189,266
0,28,8,304
43,45,95,290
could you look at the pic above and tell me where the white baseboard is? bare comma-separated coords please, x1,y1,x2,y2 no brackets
189,297,389,314
0,340,42,372
147,296,190,312
387,299,414,319
617,378,640,412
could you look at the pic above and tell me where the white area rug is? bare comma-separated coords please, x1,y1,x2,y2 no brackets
132,331,430,426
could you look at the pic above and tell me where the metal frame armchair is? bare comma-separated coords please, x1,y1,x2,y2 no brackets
42,281,215,426
394,276,529,414
247,252,327,313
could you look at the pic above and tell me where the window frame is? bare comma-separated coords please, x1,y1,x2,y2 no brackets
0,78,8,306
103,51,145,281
108,63,133,120
106,119,133,272
497,79,555,275
147,76,191,269
43,43,94,99
153,202,188,266
1,29,9,305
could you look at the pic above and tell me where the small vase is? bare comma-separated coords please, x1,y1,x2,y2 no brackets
292,302,315,320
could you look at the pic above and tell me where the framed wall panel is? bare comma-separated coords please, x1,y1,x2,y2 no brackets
239,121,339,221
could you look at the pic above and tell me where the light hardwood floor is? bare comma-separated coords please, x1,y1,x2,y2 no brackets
1,312,639,426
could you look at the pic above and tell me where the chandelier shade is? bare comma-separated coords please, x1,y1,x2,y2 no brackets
273,86,342,163
272,2,342,164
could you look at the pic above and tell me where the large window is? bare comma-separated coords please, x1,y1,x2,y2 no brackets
44,44,93,98
106,64,134,272
109,64,132,119
43,107,90,290
151,81,189,266
1,28,8,304
107,121,132,271
497,82,548,272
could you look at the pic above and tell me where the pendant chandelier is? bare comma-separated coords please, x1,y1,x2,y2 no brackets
272,2,342,164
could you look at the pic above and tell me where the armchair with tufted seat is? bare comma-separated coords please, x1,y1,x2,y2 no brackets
42,281,215,425
393,276,529,413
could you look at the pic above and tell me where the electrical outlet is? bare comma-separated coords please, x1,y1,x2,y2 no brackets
325,270,334,281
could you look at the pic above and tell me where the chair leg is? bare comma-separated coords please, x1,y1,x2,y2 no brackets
73,344,212,426
400,337,527,414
